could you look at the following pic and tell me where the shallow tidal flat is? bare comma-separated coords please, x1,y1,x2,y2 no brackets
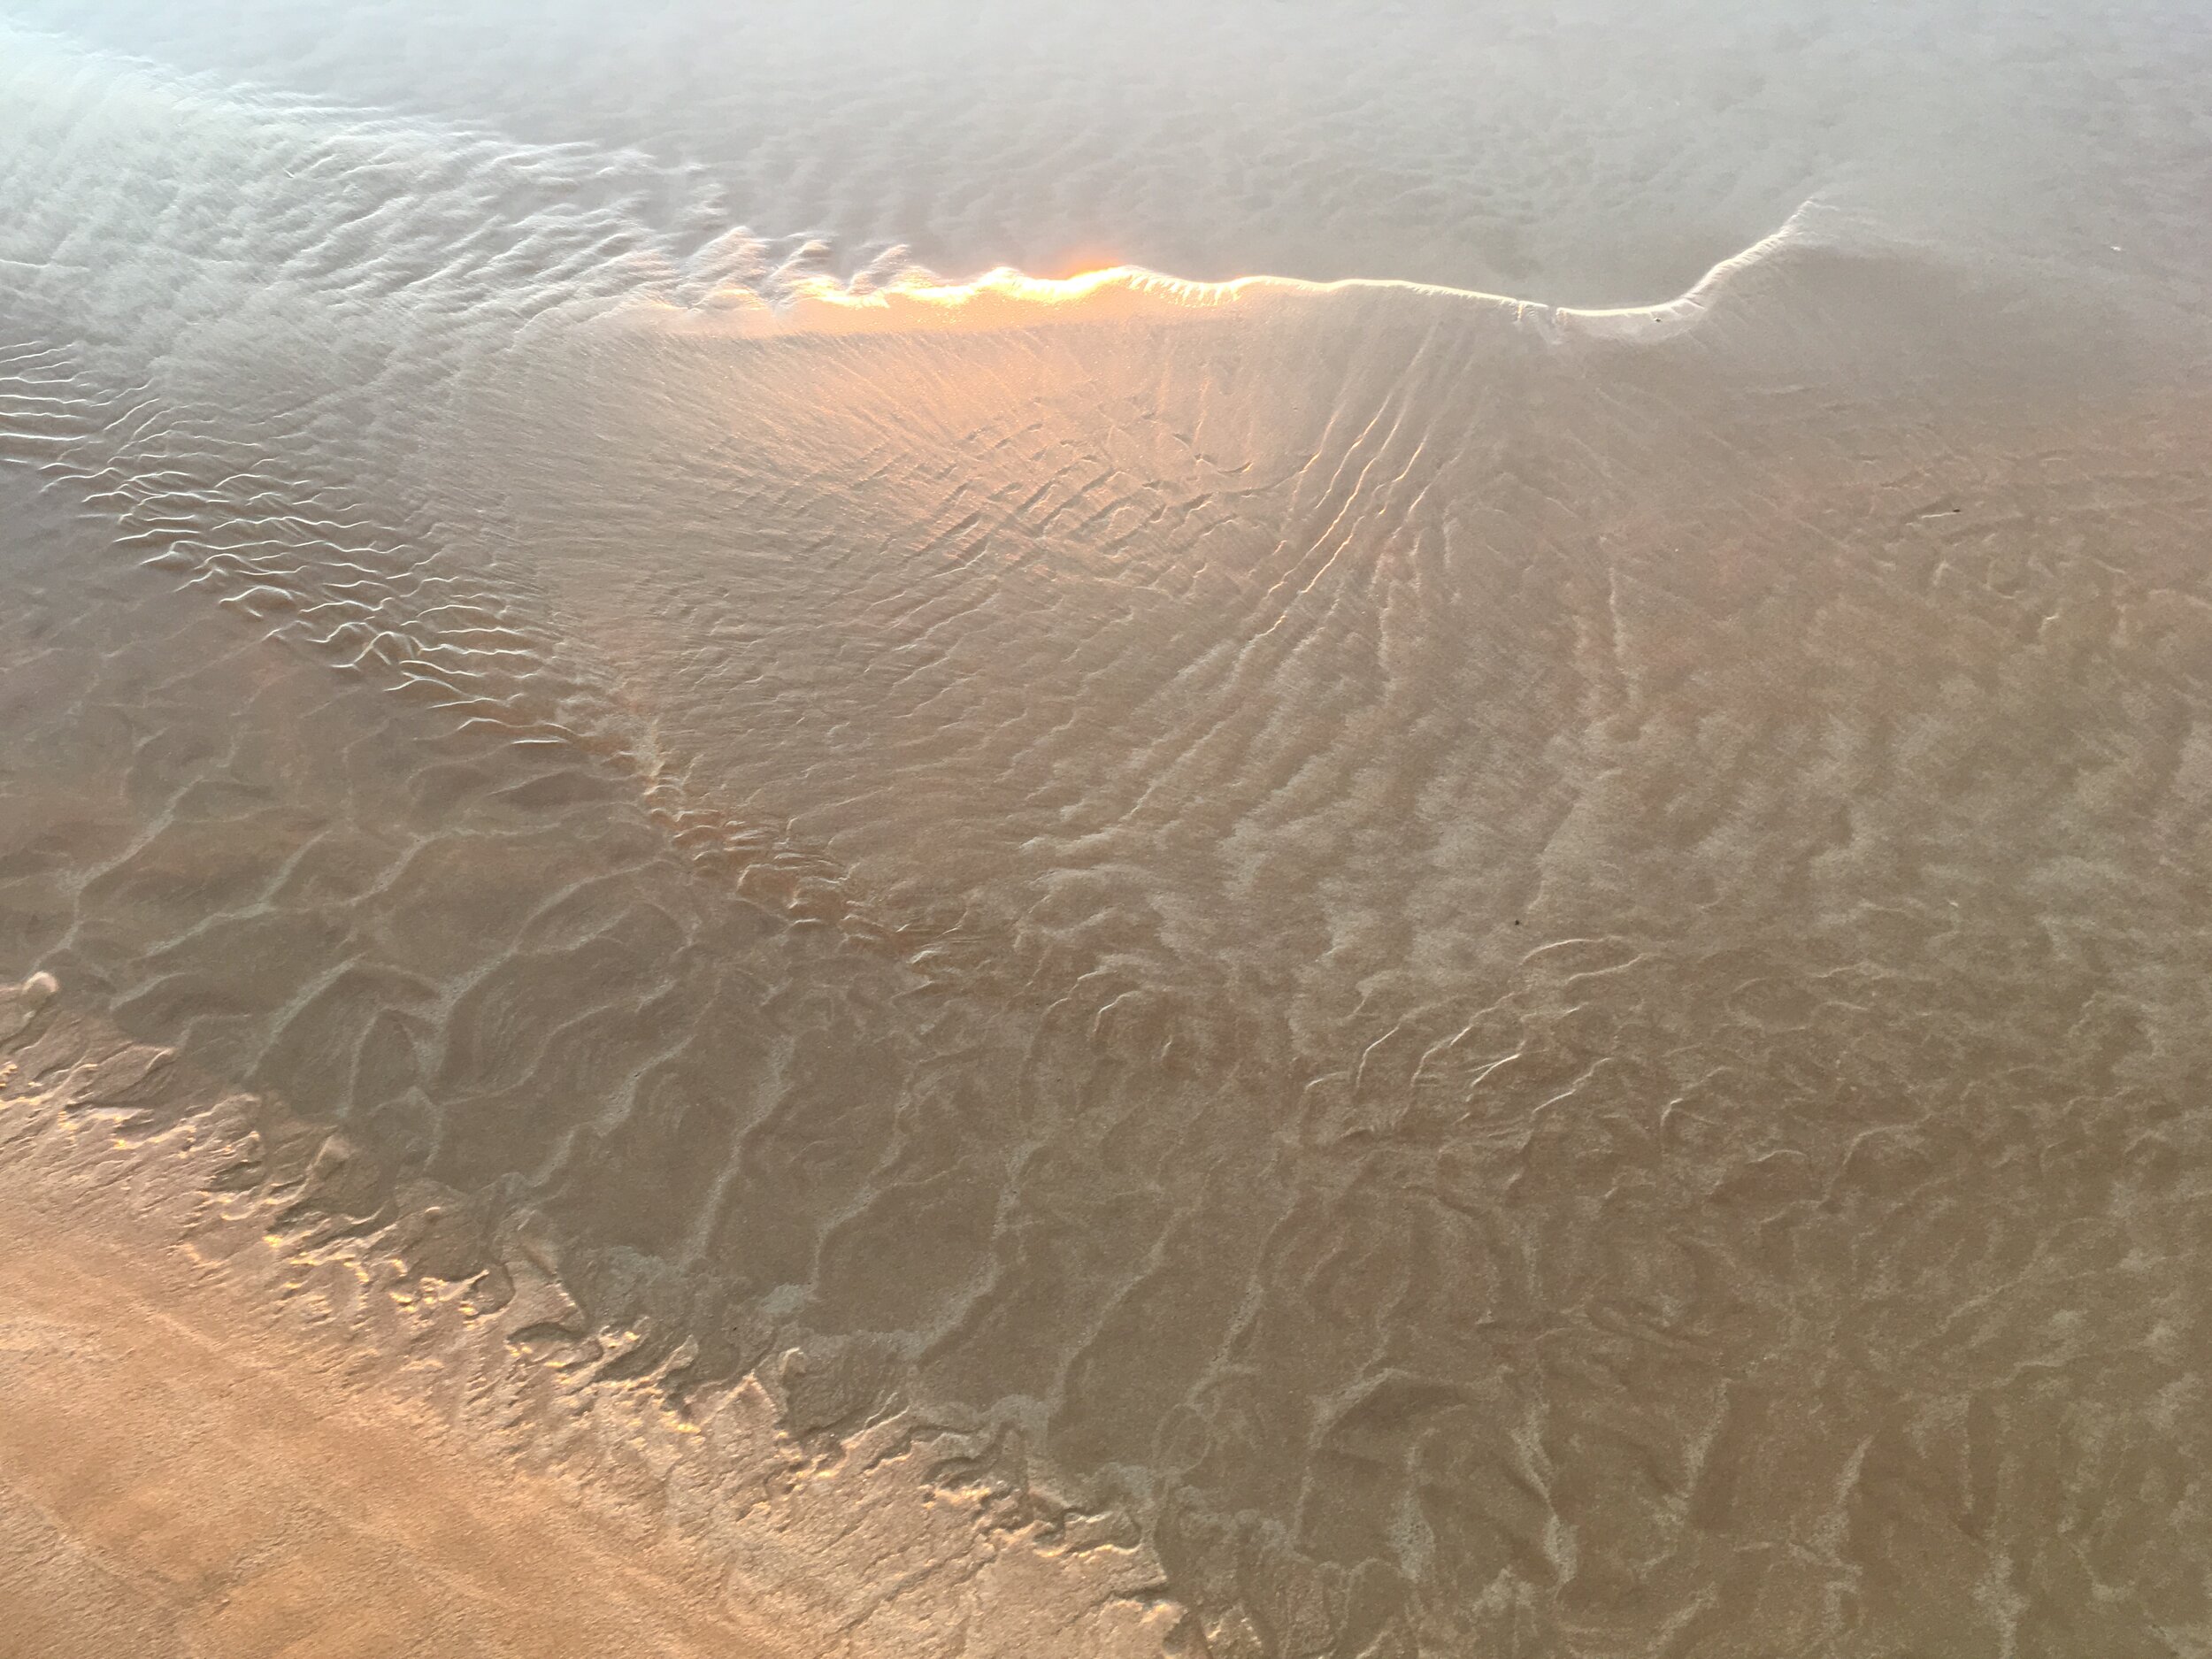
4,9,2212,1657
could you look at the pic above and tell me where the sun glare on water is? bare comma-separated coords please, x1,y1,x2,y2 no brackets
765,264,1253,334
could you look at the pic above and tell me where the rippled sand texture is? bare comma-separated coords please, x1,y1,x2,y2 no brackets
4,11,2212,1659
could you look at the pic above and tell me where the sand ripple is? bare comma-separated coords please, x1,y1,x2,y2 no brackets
3,17,2211,1658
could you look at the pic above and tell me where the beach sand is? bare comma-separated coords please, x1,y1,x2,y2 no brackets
4,4,2212,1655
0,1153,770,1659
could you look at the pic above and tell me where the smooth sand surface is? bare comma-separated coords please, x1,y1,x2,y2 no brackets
0,1167,773,1659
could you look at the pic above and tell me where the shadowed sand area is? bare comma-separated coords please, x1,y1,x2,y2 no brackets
4,6,2212,1656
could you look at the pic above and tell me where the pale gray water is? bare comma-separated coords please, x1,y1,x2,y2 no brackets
9,0,2212,301
2,5,2210,1655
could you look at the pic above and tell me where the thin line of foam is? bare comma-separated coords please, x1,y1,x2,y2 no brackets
657,200,1835,342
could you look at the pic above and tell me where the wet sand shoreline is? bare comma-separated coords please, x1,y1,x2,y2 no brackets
0,1144,772,1659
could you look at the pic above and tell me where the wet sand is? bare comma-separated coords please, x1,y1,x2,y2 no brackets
4,5,2212,1655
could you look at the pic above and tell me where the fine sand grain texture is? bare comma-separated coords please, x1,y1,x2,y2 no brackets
0,1169,777,1659
4,4,2212,1656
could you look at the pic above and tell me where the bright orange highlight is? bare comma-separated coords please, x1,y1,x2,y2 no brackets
644,201,1823,342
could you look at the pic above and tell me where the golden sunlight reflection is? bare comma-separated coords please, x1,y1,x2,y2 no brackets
648,204,1827,343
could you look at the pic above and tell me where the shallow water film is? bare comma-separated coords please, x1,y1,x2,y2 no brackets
3,4,2209,1656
